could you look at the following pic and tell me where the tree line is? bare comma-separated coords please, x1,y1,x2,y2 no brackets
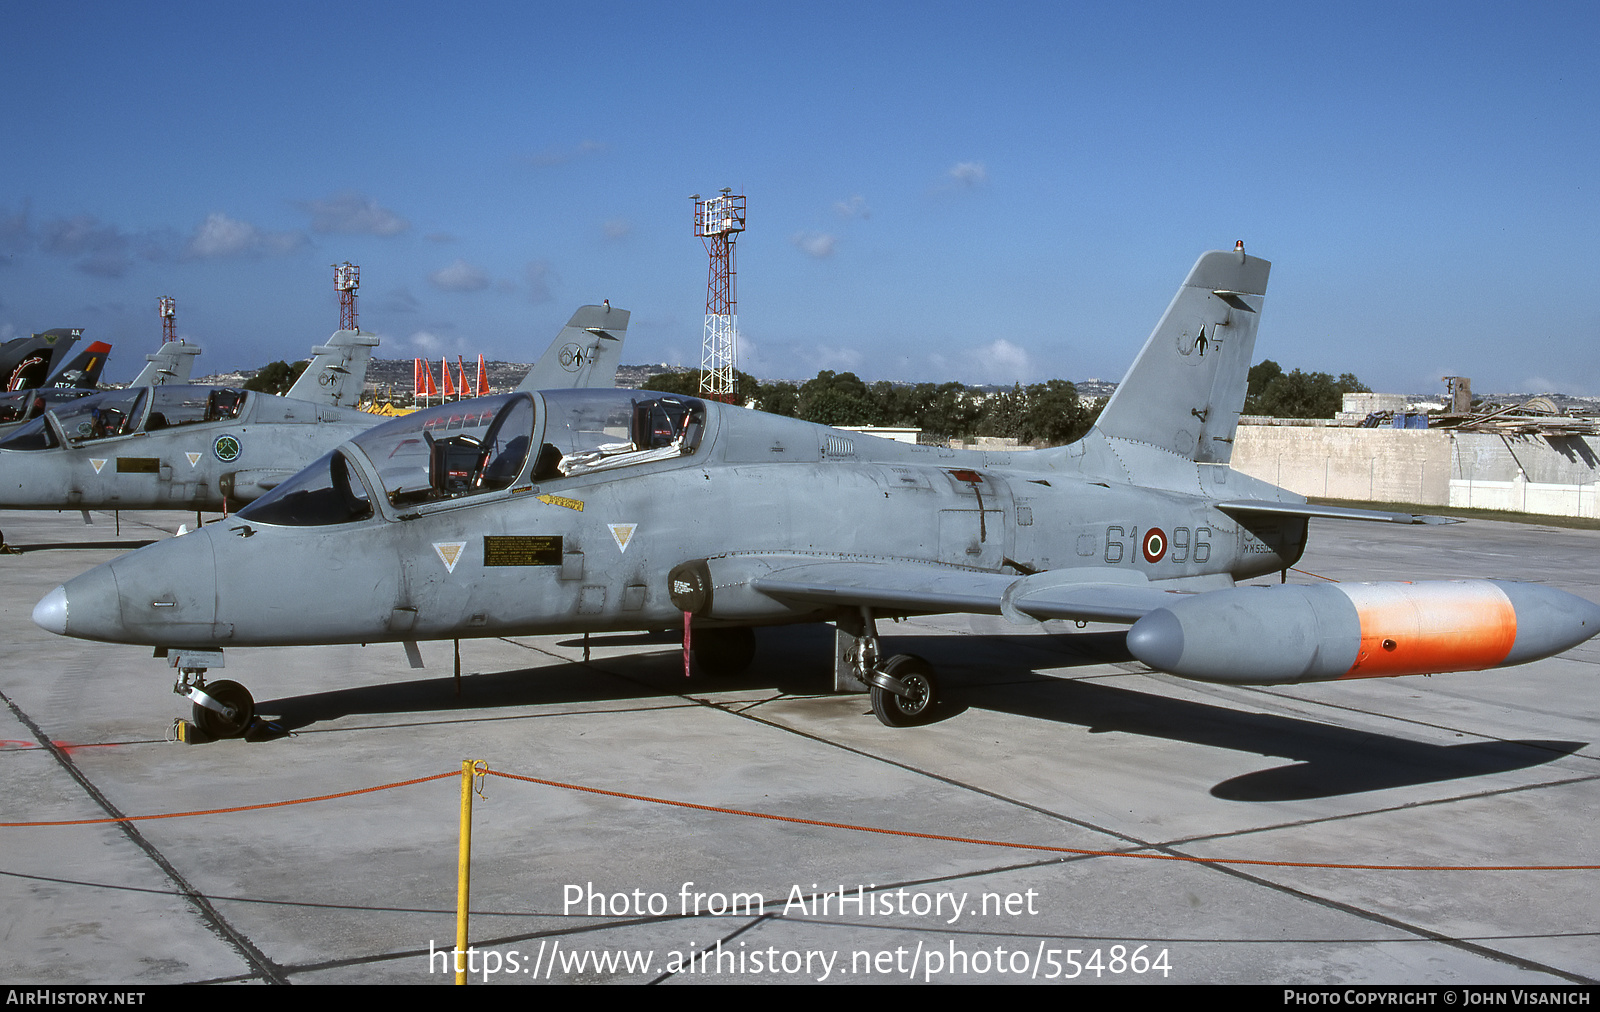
645,369,1101,445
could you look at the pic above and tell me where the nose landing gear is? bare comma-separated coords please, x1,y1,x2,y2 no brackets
168,649,255,739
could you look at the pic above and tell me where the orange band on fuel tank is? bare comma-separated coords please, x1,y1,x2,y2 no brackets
1339,581,1517,679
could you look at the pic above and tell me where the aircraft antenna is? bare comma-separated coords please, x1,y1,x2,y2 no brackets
692,189,746,402
334,261,360,331
158,296,176,343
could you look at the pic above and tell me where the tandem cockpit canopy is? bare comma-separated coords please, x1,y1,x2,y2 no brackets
0,385,248,452
235,389,707,526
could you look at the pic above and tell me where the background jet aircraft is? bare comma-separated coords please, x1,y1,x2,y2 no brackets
1,328,83,391
0,305,629,548
0,339,200,440
35,254,1600,739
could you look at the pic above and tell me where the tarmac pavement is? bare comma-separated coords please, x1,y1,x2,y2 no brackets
1,506,1597,985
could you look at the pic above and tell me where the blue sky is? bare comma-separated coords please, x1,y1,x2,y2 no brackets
3,1,1596,394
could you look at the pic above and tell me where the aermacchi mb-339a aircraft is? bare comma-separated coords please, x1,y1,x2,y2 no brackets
0,304,630,548
34,247,1600,739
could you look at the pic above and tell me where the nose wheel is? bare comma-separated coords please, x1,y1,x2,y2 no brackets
172,657,255,740
191,679,255,739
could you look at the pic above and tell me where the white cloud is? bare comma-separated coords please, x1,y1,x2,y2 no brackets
184,212,304,259
977,338,1032,384
298,190,409,235
948,161,988,187
833,195,871,219
430,259,490,292
792,231,837,259
408,330,445,355
800,344,863,372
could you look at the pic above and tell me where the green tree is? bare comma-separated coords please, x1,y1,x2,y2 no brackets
797,371,877,426
1253,368,1369,419
244,359,308,395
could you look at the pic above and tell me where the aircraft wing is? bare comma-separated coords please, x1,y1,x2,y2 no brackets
1215,499,1461,525
743,559,1203,625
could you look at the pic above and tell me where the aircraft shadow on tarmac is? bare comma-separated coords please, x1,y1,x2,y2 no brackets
255,624,1582,803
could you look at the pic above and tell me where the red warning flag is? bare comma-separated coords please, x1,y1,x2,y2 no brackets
458,356,471,398
441,357,456,399
477,354,489,397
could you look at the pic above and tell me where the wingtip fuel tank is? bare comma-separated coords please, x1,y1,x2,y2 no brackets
1125,580,1600,684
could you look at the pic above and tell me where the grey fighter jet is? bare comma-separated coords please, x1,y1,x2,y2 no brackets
0,328,83,391
0,340,201,441
35,250,1600,739
1,304,629,545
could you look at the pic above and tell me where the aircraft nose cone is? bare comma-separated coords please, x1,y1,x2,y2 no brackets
36,560,129,643
33,585,68,635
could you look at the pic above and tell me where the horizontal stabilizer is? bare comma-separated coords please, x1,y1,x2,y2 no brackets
1216,500,1461,525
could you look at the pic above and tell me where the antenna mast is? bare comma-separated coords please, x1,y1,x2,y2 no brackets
692,189,745,401
158,296,176,343
333,261,360,331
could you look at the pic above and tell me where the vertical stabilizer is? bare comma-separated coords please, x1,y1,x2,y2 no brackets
286,329,381,407
47,341,113,389
1091,247,1270,464
4,329,82,391
517,304,630,392
129,341,203,387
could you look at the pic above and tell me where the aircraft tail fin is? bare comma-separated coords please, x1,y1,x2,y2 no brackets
6,329,82,391
286,329,380,407
1088,245,1270,464
129,341,203,387
47,341,112,389
517,304,630,392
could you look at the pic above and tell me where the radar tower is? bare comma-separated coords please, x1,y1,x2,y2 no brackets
692,189,746,401
333,262,360,331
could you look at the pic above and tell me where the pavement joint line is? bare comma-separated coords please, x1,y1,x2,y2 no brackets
0,686,288,985
1194,857,1598,985
498,644,1600,982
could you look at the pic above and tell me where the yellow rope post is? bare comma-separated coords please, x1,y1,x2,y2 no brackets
455,759,485,985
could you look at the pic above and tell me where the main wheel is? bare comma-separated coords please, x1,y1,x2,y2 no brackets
692,626,757,677
193,680,255,739
870,654,938,727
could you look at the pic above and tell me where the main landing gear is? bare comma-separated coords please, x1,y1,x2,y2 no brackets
167,649,255,739
839,608,940,728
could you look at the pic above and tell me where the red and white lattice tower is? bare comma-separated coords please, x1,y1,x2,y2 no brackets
158,296,176,343
692,189,745,401
333,261,360,331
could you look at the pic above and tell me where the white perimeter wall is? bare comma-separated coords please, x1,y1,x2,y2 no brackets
1230,426,1600,518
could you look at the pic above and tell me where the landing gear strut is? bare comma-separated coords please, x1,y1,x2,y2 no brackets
168,649,254,739
839,608,940,728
